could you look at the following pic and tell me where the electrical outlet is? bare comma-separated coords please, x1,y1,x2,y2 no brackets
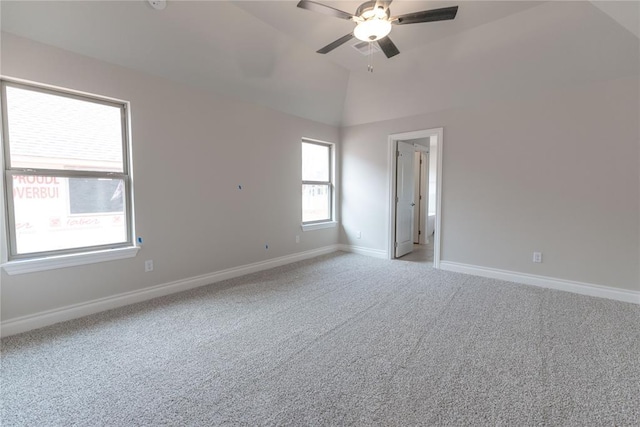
295,235,300,243
532,252,542,263
356,231,362,239
144,259,154,272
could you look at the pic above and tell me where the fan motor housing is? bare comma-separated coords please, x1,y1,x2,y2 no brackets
356,1,390,20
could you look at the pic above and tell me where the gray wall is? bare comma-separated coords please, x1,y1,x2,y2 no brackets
340,75,639,292
2,21,639,323
0,34,339,321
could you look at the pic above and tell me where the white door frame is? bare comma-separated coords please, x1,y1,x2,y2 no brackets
387,128,443,267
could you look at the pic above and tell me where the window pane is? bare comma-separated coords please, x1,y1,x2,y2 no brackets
69,178,124,214
11,175,127,254
302,142,329,181
302,184,330,222
6,86,124,172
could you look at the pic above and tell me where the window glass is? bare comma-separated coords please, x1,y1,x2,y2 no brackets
6,86,124,172
69,178,124,214
2,81,133,260
11,175,127,255
301,140,332,224
302,142,329,182
302,184,330,223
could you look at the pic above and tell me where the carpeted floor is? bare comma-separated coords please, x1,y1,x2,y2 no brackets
2,251,639,426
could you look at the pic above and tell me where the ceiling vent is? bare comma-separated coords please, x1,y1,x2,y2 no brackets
351,41,382,56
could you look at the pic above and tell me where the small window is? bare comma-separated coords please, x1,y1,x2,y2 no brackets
302,140,333,224
1,80,134,260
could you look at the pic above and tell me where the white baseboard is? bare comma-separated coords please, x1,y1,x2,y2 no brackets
338,244,388,259
1,245,341,337
439,261,640,305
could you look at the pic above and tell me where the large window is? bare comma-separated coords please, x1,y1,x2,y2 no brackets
302,140,333,224
1,80,133,260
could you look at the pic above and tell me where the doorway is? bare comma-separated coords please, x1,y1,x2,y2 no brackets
387,128,443,267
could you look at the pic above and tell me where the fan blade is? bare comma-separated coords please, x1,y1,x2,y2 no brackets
297,0,354,20
317,33,355,54
377,36,400,58
392,6,458,25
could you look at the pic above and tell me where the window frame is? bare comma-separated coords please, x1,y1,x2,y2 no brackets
301,139,335,226
1,79,135,262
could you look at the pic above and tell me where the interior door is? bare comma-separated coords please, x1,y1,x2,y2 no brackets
395,141,415,257
413,152,421,244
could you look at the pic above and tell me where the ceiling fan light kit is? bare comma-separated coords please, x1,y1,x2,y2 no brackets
297,0,458,65
354,18,392,42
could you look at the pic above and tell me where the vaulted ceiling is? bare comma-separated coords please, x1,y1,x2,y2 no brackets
1,1,638,126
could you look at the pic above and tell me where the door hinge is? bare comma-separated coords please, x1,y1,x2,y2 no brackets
396,196,399,203
396,151,400,158
394,242,398,248
418,230,421,235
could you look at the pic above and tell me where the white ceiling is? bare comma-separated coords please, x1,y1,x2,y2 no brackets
590,0,640,38
343,0,640,125
1,1,638,126
234,1,543,72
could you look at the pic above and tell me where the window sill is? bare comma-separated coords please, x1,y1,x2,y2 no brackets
2,246,140,275
301,221,338,232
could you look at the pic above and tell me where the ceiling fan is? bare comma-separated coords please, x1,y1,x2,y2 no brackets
297,0,458,59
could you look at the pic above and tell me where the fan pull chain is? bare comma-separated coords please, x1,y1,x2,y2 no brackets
367,42,374,73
